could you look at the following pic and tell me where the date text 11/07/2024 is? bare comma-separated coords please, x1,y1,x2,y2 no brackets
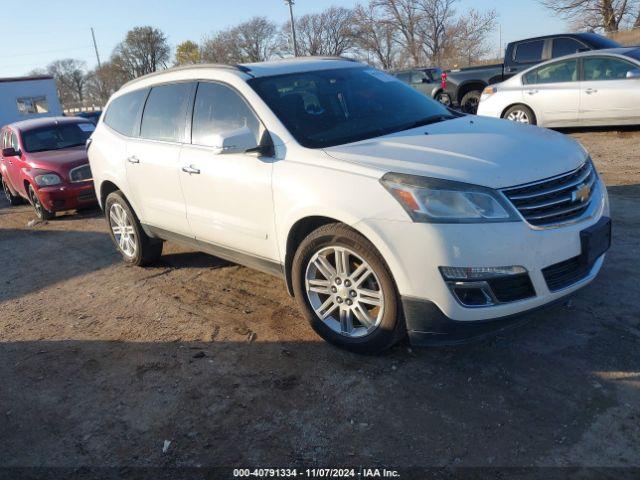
232,468,401,478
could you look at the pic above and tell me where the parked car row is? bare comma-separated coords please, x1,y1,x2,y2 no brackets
477,47,640,127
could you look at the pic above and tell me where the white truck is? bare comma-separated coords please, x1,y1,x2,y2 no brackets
0,75,63,127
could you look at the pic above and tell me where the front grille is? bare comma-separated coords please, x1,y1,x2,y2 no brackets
501,161,596,227
78,192,96,202
542,256,592,292
69,164,92,183
487,273,536,303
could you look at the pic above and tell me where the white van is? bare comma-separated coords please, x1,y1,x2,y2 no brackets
88,58,610,353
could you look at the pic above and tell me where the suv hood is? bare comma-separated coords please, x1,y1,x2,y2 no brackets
323,116,587,189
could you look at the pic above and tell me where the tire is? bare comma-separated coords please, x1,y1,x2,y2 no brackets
28,185,55,220
460,90,482,114
2,175,22,206
292,223,404,354
436,91,451,107
503,104,537,125
105,190,163,266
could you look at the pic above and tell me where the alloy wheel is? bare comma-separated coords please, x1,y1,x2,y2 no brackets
2,178,10,202
305,246,385,338
507,110,530,124
109,203,137,258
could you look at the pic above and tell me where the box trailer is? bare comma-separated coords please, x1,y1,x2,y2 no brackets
0,75,63,127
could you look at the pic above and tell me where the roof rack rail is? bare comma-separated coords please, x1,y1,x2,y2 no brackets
122,63,250,88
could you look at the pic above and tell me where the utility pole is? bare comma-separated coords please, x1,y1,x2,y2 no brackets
91,27,101,68
284,0,299,57
498,24,502,59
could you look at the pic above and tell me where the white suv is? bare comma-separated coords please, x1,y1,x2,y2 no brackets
88,58,611,353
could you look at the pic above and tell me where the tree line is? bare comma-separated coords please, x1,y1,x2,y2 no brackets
33,0,638,109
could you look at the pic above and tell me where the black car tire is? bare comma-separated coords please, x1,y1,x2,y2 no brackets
28,185,55,220
292,223,405,354
503,104,538,126
460,90,482,114
2,175,22,206
436,92,452,107
105,191,163,266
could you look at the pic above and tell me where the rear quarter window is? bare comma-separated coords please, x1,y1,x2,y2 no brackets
103,89,148,137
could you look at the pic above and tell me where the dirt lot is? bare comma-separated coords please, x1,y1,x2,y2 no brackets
1,128,639,476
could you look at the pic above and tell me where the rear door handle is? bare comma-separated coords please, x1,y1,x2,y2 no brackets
182,165,200,175
526,89,539,95
127,155,140,164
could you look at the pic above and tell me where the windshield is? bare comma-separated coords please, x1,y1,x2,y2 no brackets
248,67,454,148
23,123,95,153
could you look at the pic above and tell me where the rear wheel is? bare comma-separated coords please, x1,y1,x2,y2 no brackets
105,191,163,266
292,223,404,354
460,90,482,114
503,105,537,125
29,185,55,220
2,176,22,206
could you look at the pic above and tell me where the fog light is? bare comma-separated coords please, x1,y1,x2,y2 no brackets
440,266,527,281
452,285,494,307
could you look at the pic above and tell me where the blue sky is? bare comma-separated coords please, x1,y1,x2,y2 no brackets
2,0,566,77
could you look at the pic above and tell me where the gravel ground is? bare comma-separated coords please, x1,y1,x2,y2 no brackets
0,128,639,476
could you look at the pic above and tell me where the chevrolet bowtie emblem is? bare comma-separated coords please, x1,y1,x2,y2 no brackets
572,183,591,203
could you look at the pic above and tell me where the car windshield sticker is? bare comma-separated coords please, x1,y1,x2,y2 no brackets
78,123,96,132
364,69,398,83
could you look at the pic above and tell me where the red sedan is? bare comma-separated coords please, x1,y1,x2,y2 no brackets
1,117,98,220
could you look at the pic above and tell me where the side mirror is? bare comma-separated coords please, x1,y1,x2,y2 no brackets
210,126,259,155
626,69,640,79
2,147,18,157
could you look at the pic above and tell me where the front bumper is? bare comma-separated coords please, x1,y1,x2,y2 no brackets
355,179,609,342
37,181,97,212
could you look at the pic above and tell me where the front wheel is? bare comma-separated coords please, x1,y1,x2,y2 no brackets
436,91,451,107
29,185,55,220
460,90,482,114
292,224,404,354
105,191,163,266
503,105,537,125
2,176,22,206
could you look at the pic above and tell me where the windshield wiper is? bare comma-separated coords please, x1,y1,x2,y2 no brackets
399,115,455,131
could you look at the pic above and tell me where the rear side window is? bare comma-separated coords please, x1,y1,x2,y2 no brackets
552,38,585,58
523,59,578,85
191,82,261,147
140,83,193,142
583,57,637,81
104,89,147,136
515,40,545,64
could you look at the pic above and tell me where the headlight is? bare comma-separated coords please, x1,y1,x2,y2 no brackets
481,86,498,101
34,173,62,187
380,173,520,223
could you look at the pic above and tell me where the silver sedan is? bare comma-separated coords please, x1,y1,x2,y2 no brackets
477,47,640,127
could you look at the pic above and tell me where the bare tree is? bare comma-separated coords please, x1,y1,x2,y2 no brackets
174,40,201,65
373,0,425,65
283,6,355,56
111,26,170,79
416,0,457,64
539,0,637,32
200,30,244,63
46,59,88,109
234,17,280,62
85,62,129,106
447,8,498,67
352,3,400,69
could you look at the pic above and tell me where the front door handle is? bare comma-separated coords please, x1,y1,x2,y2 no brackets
585,88,598,95
127,155,140,164
182,165,200,175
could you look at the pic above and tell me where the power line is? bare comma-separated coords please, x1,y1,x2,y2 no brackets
0,46,94,60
